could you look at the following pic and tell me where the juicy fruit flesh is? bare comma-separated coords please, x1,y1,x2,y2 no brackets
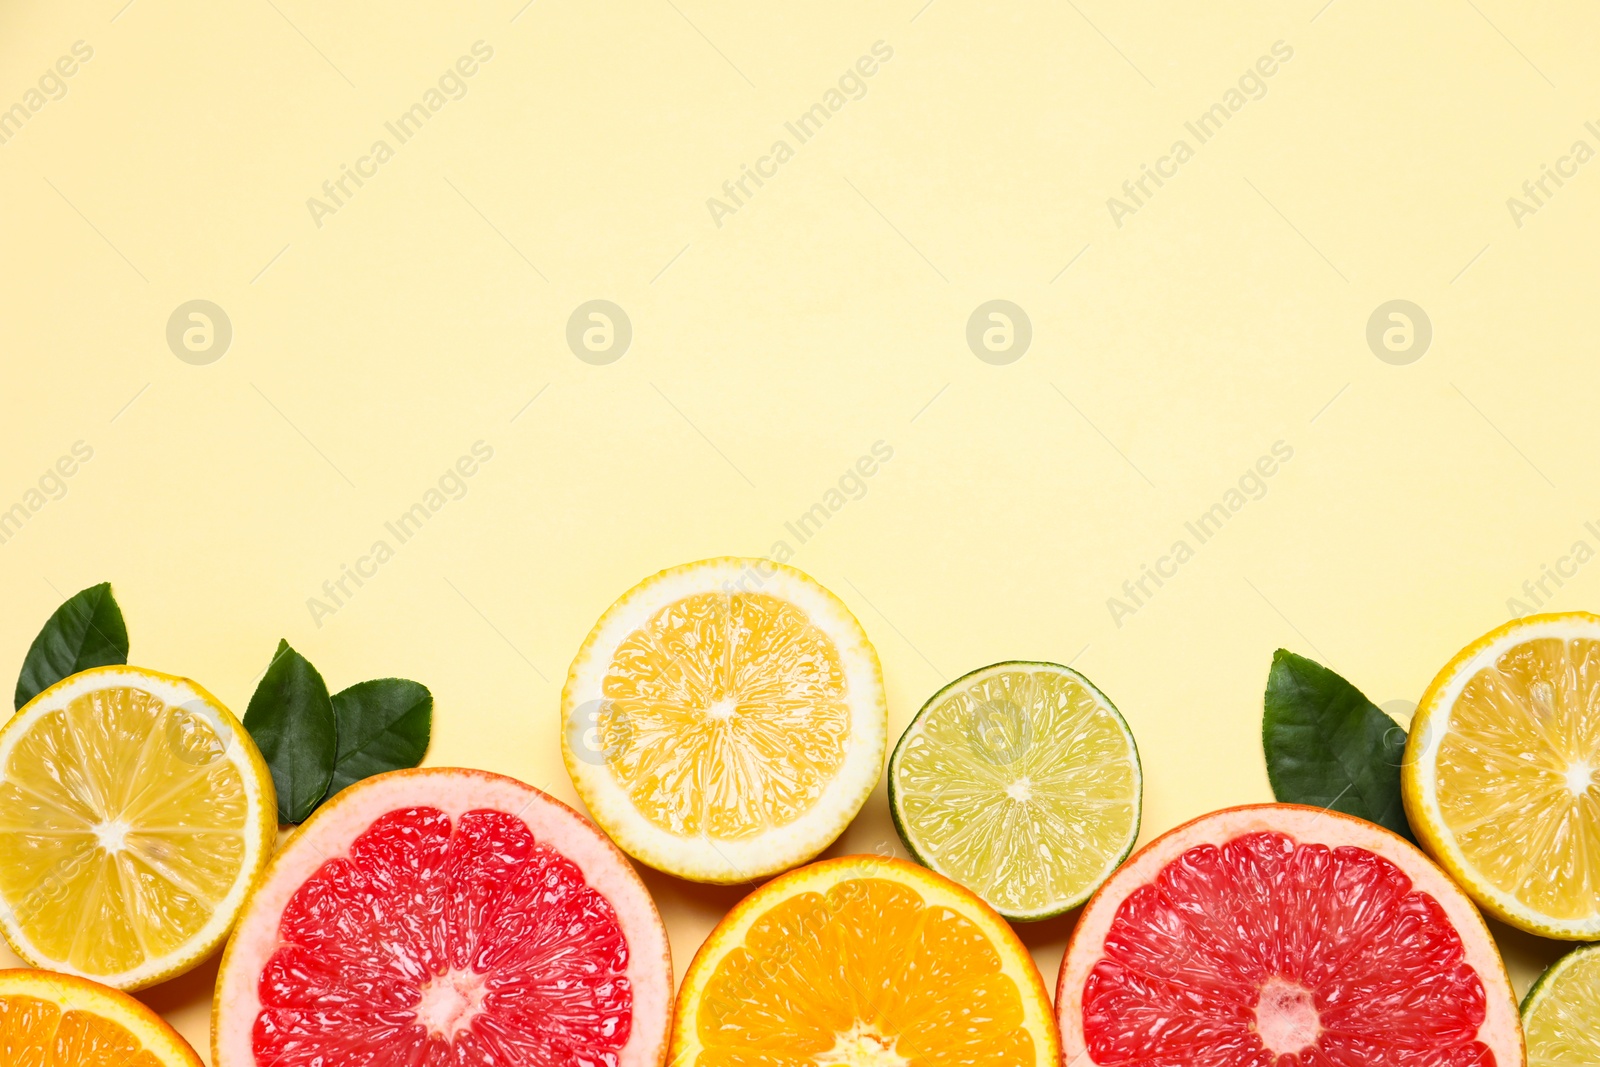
0,993,164,1066
1437,635,1600,921
1525,949,1600,1066
0,686,249,975
693,876,1037,1066
253,806,634,1067
1082,832,1495,1066
894,668,1138,914
599,591,851,839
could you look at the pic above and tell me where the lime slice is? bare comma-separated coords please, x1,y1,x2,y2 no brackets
1523,943,1600,1066
888,661,1141,921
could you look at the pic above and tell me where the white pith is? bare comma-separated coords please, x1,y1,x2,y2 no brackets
0,667,271,991
562,559,887,883
213,768,672,1067
1409,615,1600,939
1055,805,1522,1067
1253,977,1320,1056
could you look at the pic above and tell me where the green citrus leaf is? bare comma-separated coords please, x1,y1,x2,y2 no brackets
243,639,336,824
14,582,129,710
327,678,432,799
1262,648,1414,841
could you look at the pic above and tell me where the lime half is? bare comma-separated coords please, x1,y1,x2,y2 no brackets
1523,943,1600,1066
888,661,1142,921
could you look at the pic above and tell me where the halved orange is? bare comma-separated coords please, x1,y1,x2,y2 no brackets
0,967,203,1065
671,855,1060,1066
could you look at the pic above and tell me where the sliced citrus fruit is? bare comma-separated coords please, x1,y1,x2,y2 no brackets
889,660,1141,921
1522,942,1600,1066
1057,804,1523,1066
562,558,887,883
213,767,673,1067
0,666,275,990
671,854,1060,1066
0,967,204,1066
1403,612,1600,939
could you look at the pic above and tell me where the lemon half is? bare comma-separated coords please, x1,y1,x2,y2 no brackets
1404,612,1600,939
0,666,276,989
562,558,886,883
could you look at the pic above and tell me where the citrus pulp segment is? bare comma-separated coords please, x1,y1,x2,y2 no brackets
0,666,275,990
1403,612,1600,939
1522,943,1600,1066
213,767,673,1067
562,558,887,883
671,854,1061,1067
0,967,204,1066
889,660,1141,921
1057,804,1523,1067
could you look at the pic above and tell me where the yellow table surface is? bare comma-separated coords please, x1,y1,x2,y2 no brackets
3,0,1597,1058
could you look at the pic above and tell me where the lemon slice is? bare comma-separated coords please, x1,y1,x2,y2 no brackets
889,661,1141,920
0,967,204,1065
1523,943,1600,1066
671,855,1061,1066
1403,612,1600,939
562,558,886,883
0,666,276,990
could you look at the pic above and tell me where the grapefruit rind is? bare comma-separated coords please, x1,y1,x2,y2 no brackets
1403,612,1600,941
562,558,888,884
888,660,1142,922
671,854,1061,1065
0,967,204,1066
212,767,672,1067
0,666,276,991
1056,804,1523,1067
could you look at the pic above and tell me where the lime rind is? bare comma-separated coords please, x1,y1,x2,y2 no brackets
888,660,1142,922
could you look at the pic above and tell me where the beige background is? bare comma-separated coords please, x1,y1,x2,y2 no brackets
2,0,1598,1058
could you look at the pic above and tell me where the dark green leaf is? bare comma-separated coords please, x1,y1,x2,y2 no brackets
327,678,432,798
14,582,129,710
243,640,336,824
1263,649,1415,841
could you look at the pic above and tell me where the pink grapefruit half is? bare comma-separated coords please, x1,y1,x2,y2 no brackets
1057,804,1523,1067
214,768,672,1067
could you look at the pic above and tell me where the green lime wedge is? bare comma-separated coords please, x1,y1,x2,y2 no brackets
1523,942,1600,1066
888,660,1142,922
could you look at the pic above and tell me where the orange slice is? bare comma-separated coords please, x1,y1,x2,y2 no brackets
671,855,1060,1066
0,967,203,1066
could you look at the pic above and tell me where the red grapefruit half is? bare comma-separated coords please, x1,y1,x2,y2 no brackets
1057,804,1523,1067
214,768,672,1067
